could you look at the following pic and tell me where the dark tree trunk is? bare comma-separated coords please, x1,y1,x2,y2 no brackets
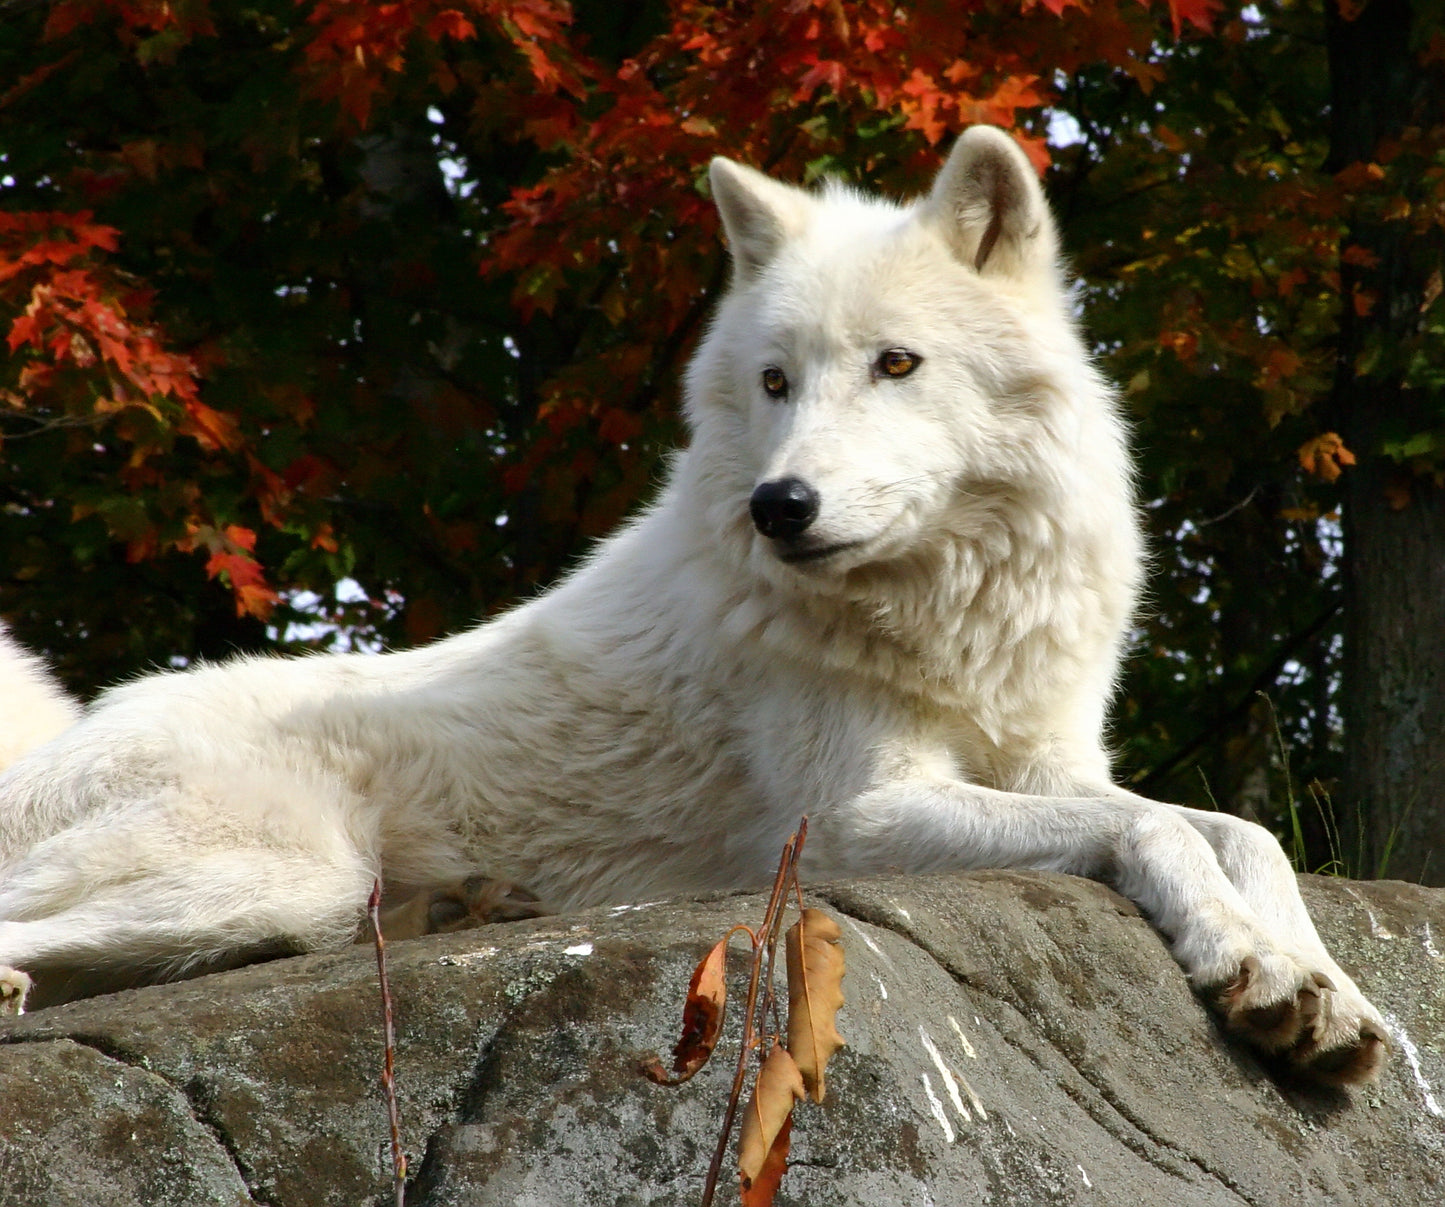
1327,0,1445,882
1341,468,1445,880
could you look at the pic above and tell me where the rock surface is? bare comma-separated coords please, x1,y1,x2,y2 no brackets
1,871,1443,1206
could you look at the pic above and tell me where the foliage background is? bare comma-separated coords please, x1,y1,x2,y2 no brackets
2,0,1442,875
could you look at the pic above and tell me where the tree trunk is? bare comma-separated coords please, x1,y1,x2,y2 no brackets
1327,0,1445,882
1341,467,1445,880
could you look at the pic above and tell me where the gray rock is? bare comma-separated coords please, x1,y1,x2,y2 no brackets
1,871,1442,1206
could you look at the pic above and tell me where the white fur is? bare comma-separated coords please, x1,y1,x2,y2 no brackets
0,628,79,769
0,129,1385,1080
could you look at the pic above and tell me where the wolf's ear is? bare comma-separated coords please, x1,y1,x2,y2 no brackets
709,157,810,279
923,126,1058,280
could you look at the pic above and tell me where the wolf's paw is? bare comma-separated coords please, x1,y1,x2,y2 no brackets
1211,954,1387,1086
1282,978,1389,1087
424,876,549,931
0,965,31,1016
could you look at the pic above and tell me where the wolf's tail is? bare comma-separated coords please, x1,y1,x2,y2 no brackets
0,625,80,772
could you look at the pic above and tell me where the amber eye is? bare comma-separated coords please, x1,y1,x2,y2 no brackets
876,348,920,378
761,367,789,398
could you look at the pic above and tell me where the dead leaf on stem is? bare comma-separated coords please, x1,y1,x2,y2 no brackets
642,934,729,1085
737,1041,805,1191
739,1114,791,1206
785,908,846,1102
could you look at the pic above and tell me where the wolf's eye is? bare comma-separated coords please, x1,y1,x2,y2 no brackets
876,348,920,378
761,367,789,399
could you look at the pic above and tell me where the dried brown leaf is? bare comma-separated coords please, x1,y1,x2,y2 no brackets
784,908,846,1102
739,1113,792,1206
642,935,728,1085
737,1042,805,1190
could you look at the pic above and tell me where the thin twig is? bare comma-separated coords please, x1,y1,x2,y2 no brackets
1195,484,1261,529
699,819,808,1207
756,817,808,1043
368,879,406,1207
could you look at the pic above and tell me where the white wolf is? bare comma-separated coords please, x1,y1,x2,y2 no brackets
0,128,1384,1084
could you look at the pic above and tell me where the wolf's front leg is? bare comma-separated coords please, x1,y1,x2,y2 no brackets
1164,801,1387,1083
815,777,1386,1085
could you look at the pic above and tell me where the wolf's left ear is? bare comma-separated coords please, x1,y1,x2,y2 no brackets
709,157,811,279
922,126,1058,280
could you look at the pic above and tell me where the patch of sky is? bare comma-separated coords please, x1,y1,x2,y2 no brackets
271,578,387,652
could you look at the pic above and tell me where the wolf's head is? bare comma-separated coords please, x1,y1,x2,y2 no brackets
684,127,1128,596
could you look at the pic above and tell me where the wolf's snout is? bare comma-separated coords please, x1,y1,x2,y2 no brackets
749,477,819,541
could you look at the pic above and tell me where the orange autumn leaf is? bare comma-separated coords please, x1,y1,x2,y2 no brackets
1341,243,1381,268
1298,432,1357,483
183,399,243,452
234,580,282,620
739,1114,791,1207
641,934,729,1085
1168,0,1223,37
1335,160,1387,190
1260,345,1303,386
1422,269,1443,314
200,525,279,619
1160,328,1199,361
784,908,846,1102
425,9,476,41
1275,267,1309,298
737,1042,805,1192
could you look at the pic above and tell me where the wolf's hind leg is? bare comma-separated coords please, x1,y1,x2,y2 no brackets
0,847,376,1011
373,876,549,942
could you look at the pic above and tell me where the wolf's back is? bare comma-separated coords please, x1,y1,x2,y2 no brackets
0,626,80,771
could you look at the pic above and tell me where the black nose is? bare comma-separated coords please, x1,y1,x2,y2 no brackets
750,477,819,541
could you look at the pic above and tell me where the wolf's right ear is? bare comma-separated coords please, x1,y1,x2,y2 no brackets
922,126,1058,281
708,158,810,279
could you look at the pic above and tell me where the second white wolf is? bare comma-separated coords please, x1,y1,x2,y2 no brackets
0,128,1385,1084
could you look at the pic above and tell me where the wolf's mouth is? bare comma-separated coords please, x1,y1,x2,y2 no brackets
776,540,862,565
